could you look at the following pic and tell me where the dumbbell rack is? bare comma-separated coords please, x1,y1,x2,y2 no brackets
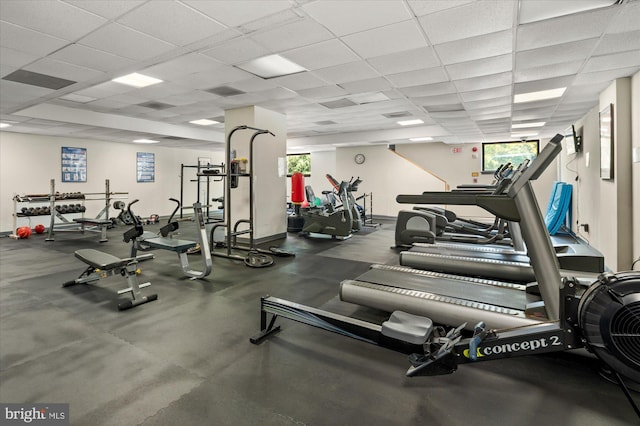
10,179,128,241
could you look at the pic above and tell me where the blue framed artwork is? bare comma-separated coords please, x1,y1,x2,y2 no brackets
137,152,155,183
61,147,87,182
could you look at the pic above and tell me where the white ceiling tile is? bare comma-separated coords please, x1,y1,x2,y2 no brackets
227,77,278,93
0,0,107,41
413,93,461,107
78,23,176,60
367,47,440,75
24,58,105,82
386,67,449,88
419,1,514,45
593,30,640,56
130,83,192,100
302,0,411,36
116,2,226,46
453,71,512,92
256,87,298,101
270,72,327,91
183,1,292,27
0,46,39,69
399,81,457,97
516,39,598,69
201,38,270,64
407,0,474,17
251,18,334,52
435,30,513,65
342,20,426,58
516,7,619,51
73,81,136,99
48,44,135,73
464,96,512,111
0,64,17,78
573,66,640,86
339,77,392,94
515,61,582,83
297,85,349,100
142,54,221,81
582,50,640,73
171,65,252,90
608,3,640,34
312,61,379,84
0,21,69,56
460,85,512,102
446,54,512,80
0,80,54,107
85,98,130,110
282,39,359,71
160,91,219,106
64,0,145,19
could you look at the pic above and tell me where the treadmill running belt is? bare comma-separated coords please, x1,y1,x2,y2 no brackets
354,267,530,310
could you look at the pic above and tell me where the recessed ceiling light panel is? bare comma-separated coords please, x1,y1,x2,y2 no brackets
236,54,306,79
512,122,546,129
409,137,433,142
190,119,220,126
133,139,159,144
397,119,424,126
112,73,163,88
0,123,12,129
514,88,566,103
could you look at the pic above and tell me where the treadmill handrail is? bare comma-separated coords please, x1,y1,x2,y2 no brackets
397,193,520,222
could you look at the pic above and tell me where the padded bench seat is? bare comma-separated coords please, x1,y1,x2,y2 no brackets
75,248,127,271
144,237,197,253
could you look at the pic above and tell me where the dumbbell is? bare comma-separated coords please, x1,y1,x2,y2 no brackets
79,205,86,213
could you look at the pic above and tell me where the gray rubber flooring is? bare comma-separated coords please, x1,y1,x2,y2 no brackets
0,220,637,425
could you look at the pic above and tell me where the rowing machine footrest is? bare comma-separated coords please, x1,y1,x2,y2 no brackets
381,311,433,345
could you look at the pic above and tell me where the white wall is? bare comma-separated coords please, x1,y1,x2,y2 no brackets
0,132,223,233
558,74,638,271
335,145,445,218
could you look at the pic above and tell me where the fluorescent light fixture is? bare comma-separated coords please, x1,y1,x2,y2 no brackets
514,88,566,104
409,137,433,142
189,119,219,126
0,122,12,129
112,73,163,88
397,119,424,126
510,133,539,139
236,54,306,79
512,122,545,129
133,139,159,144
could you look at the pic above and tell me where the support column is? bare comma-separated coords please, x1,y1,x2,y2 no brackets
224,106,287,242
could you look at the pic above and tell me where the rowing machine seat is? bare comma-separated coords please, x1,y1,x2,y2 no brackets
382,311,434,345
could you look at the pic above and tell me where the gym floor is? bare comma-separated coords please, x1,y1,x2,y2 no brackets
0,220,637,425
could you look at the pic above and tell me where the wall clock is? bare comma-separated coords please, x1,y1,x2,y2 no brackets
354,153,366,165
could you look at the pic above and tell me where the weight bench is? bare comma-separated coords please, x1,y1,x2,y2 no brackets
72,218,113,242
63,248,157,310
142,236,211,279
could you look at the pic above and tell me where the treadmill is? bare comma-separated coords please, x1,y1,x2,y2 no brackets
340,134,571,330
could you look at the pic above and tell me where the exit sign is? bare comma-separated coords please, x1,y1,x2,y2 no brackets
451,147,462,154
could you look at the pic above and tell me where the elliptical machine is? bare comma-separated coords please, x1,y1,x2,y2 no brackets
300,179,354,239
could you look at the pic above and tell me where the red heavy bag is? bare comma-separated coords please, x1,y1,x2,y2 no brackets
291,172,305,204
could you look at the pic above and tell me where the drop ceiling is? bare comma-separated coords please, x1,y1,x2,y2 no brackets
0,0,639,151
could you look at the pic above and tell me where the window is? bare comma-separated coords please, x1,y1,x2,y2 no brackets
482,140,539,172
287,153,311,176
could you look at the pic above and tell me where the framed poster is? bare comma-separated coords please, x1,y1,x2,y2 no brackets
137,152,155,183
599,104,614,180
61,147,87,182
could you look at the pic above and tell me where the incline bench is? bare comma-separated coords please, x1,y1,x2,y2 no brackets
64,249,157,310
